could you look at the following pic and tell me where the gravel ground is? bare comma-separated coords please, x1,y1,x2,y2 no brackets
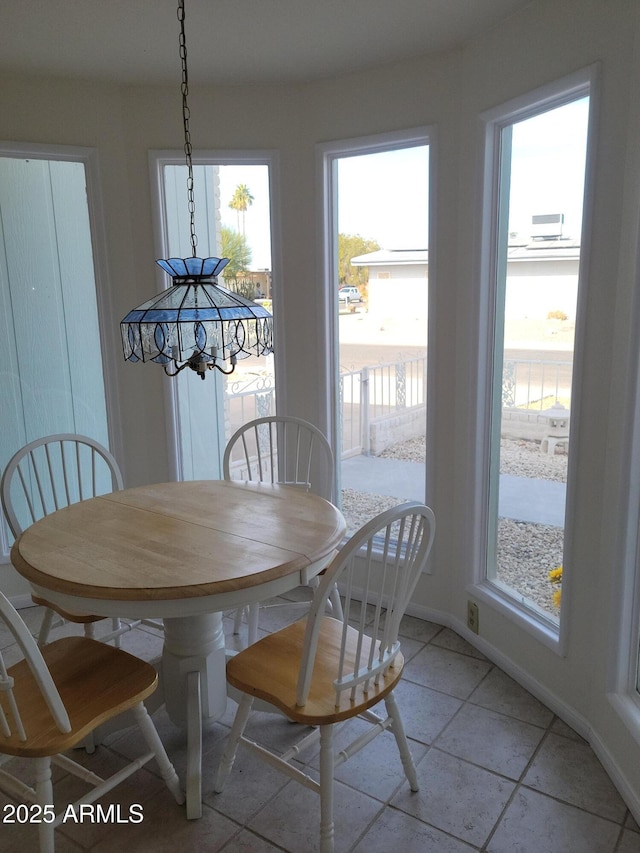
341,437,567,618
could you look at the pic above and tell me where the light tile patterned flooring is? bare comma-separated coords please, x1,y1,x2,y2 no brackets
1,600,639,852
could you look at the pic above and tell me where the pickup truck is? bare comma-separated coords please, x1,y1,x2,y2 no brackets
338,286,362,307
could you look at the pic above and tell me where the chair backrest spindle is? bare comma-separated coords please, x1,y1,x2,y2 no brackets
0,592,71,737
0,652,25,740
1,434,123,539
295,502,435,709
224,416,334,502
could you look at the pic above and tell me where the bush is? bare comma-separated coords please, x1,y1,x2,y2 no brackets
547,309,568,321
227,278,257,300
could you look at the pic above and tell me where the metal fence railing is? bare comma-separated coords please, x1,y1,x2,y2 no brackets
339,357,427,457
224,355,573,459
225,372,276,438
501,359,572,410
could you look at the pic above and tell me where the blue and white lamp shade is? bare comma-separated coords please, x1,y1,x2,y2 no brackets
121,257,273,371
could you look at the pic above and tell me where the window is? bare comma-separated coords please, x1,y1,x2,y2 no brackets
477,71,593,644
320,131,431,535
151,152,277,481
0,146,110,560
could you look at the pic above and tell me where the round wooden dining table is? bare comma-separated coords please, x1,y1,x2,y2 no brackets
10,479,346,818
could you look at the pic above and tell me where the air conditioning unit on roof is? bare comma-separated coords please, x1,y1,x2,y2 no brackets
531,213,564,240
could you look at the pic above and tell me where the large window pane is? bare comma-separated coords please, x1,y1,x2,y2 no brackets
0,153,109,557
487,95,590,625
332,143,429,533
160,161,274,480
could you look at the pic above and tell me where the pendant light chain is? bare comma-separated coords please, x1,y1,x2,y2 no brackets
178,0,197,258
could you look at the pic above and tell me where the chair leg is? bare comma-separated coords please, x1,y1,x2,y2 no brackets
247,603,260,645
328,585,343,621
37,609,56,647
319,725,335,853
132,702,184,804
232,603,261,643
111,617,122,648
83,731,96,754
232,606,245,635
215,694,254,792
384,692,419,791
34,756,55,853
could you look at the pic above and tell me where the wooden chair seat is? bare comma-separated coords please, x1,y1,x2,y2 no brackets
227,616,404,725
0,637,158,757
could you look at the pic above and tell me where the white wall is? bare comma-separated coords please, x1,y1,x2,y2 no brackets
1,0,640,816
366,256,578,321
367,265,429,321
505,259,579,320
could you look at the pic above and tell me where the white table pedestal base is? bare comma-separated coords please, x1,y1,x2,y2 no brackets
161,613,227,818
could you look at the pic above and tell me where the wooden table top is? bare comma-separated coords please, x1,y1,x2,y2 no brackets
10,480,346,603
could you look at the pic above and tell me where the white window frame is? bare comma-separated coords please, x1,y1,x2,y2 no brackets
149,149,282,481
316,127,435,504
468,67,599,653
607,109,640,738
609,441,640,741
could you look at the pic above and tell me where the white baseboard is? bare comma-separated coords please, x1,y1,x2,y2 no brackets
589,725,640,826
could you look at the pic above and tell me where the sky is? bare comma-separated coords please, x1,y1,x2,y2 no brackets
508,97,589,241
215,95,589,269
337,146,430,251
218,165,271,269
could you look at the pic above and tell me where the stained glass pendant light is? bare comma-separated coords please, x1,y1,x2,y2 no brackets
120,0,273,379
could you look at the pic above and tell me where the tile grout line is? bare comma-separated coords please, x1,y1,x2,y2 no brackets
477,717,558,851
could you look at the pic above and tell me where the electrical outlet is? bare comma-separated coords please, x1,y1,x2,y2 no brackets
467,601,479,634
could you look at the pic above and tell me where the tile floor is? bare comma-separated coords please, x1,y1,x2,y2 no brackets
1,600,639,852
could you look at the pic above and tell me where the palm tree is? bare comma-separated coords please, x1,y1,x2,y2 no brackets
228,184,254,235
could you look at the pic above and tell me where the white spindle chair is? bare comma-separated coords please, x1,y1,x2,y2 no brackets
215,501,436,853
1,434,147,646
223,416,341,642
0,590,184,853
